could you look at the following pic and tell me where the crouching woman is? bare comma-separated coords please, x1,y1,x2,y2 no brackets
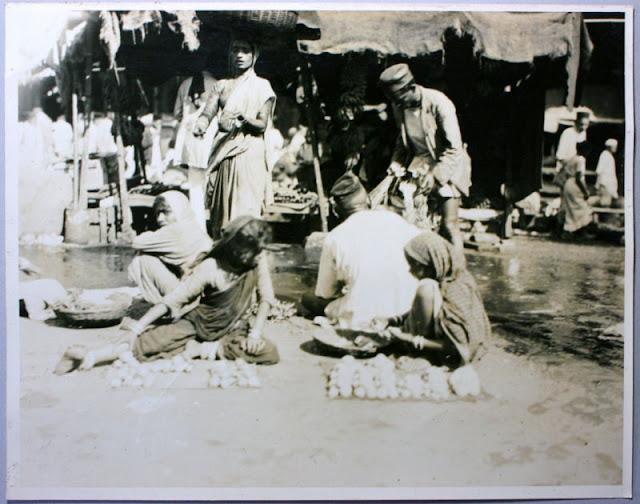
56,216,279,374
376,231,490,368
128,191,213,304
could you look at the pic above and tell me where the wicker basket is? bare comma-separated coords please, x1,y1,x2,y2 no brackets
214,11,298,32
53,294,132,329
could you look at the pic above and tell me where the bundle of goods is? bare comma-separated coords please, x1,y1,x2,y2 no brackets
208,360,262,389
106,351,193,389
248,299,297,322
326,354,481,401
53,290,132,328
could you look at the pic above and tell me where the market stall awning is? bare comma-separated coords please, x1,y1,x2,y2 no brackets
297,11,592,107
297,11,586,62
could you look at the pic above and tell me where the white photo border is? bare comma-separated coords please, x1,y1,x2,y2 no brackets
3,2,635,501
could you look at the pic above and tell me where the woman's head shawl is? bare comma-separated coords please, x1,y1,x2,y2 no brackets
404,231,490,365
134,191,212,272
404,231,464,281
156,190,193,221
330,172,369,214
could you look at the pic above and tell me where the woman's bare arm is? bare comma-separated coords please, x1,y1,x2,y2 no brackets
240,99,274,134
386,326,444,350
128,304,169,335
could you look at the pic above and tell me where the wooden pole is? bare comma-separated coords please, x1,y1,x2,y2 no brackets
71,93,80,209
299,59,329,232
78,56,93,211
114,113,134,242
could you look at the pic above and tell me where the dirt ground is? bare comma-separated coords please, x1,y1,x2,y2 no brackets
12,238,626,491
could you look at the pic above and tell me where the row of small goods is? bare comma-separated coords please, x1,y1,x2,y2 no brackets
105,350,261,390
326,354,482,401
104,350,480,401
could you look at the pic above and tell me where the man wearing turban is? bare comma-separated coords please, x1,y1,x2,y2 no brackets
301,172,420,330
379,63,471,251
595,138,619,207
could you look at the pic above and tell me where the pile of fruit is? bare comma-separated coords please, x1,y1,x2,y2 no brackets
208,359,262,389
106,351,193,389
326,354,481,401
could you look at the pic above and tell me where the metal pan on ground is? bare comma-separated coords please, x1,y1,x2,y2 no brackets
311,327,392,358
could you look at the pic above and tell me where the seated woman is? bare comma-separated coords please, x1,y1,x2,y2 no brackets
129,191,213,304
375,231,490,369
55,217,279,374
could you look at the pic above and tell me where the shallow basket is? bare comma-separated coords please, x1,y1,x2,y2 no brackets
312,327,392,359
53,296,131,329
213,11,298,32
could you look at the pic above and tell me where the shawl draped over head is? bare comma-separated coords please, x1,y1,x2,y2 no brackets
132,191,213,274
404,231,491,363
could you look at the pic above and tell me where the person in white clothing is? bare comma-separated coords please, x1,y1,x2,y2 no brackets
301,172,420,330
51,115,73,161
32,107,54,164
174,70,219,231
556,111,590,169
595,138,619,207
265,115,285,170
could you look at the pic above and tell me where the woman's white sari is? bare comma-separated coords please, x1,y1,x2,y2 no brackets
206,69,276,236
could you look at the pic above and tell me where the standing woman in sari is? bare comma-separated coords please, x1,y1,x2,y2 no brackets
194,38,276,238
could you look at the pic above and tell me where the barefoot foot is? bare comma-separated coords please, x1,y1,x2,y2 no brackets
183,340,203,360
54,344,88,375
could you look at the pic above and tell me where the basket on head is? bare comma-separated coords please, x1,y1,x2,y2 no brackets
217,10,298,31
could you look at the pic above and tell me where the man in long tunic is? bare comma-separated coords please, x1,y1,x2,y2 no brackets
379,64,471,251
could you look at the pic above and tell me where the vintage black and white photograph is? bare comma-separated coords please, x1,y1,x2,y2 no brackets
5,3,633,500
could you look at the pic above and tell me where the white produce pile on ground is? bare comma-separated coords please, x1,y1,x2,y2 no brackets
326,354,481,400
106,352,194,389
208,360,262,389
